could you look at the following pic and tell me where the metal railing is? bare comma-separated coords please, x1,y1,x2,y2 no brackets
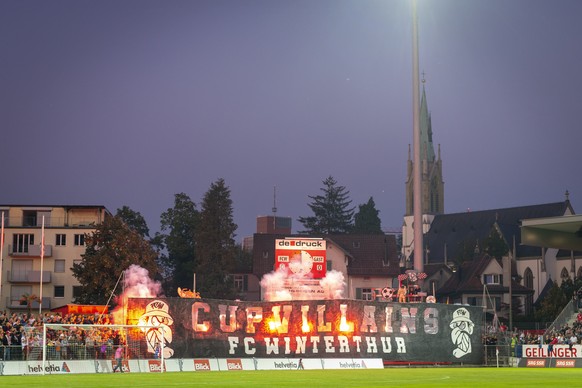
2,216,98,228
4,296,52,309
7,270,52,283
544,298,577,336
483,344,512,367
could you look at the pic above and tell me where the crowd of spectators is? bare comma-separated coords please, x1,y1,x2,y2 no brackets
482,311,582,359
0,310,120,361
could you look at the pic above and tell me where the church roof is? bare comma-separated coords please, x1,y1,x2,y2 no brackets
437,254,534,297
420,85,436,162
424,201,573,263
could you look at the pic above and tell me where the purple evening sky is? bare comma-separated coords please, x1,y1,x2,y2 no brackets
1,0,581,241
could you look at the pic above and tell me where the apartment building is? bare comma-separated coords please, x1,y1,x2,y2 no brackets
0,205,111,312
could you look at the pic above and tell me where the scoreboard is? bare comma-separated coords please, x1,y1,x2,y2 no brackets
274,238,327,279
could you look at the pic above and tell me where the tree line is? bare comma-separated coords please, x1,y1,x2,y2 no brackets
72,176,383,304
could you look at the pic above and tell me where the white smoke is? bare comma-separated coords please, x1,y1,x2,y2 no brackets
319,270,346,300
122,264,162,298
112,264,162,323
260,267,293,301
260,268,346,302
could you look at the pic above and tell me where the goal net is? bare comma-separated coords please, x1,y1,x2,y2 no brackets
23,324,166,375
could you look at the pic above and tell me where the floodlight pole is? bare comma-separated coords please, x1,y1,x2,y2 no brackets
412,0,424,272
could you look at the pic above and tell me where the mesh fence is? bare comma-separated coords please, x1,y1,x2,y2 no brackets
21,324,163,362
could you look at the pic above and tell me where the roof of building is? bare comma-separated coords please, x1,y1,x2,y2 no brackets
424,200,573,263
251,233,400,279
437,254,534,297
0,204,109,209
325,234,400,277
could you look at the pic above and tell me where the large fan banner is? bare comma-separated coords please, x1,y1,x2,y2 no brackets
127,298,483,364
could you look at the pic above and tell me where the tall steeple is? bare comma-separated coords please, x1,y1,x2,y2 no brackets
405,77,444,216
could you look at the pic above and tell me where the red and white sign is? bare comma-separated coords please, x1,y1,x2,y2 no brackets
556,359,576,367
148,360,166,372
194,359,211,371
523,344,580,358
226,359,243,370
275,239,326,279
526,359,546,367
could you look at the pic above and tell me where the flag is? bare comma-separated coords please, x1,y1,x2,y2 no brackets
492,312,500,332
41,223,45,257
39,215,45,314
0,211,4,297
397,274,408,281
0,211,4,248
417,272,427,280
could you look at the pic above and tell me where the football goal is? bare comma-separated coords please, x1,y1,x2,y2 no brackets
24,324,166,375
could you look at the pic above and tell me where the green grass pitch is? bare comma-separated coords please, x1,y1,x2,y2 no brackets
2,368,582,387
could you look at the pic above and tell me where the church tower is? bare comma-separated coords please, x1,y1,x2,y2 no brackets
405,80,444,216
402,79,444,264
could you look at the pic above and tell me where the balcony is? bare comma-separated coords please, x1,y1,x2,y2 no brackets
9,244,52,258
7,270,52,283
3,216,98,228
6,297,51,310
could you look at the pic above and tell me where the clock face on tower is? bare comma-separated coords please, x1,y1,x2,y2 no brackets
288,250,314,276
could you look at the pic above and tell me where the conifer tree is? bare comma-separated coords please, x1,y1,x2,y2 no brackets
195,178,238,299
298,175,355,234
353,197,382,234
158,193,199,295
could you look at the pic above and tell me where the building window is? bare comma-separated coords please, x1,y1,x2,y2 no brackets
54,285,65,298
10,260,33,282
359,288,373,301
326,260,333,271
12,234,34,253
234,275,248,292
56,234,66,246
72,286,82,299
74,234,85,246
54,259,66,273
262,251,269,259
524,268,534,289
352,241,360,248
483,274,501,285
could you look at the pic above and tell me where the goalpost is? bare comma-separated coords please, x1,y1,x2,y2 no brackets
24,324,166,375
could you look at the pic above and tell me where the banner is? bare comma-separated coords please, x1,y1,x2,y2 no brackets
128,298,483,364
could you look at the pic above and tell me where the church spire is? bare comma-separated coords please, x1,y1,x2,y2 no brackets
419,75,435,163
405,74,444,216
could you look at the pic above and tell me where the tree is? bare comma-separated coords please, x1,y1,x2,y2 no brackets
560,277,582,302
535,281,568,324
19,293,38,315
195,178,238,299
116,205,150,238
158,193,199,295
298,175,355,234
352,197,382,234
71,215,159,305
483,227,509,260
